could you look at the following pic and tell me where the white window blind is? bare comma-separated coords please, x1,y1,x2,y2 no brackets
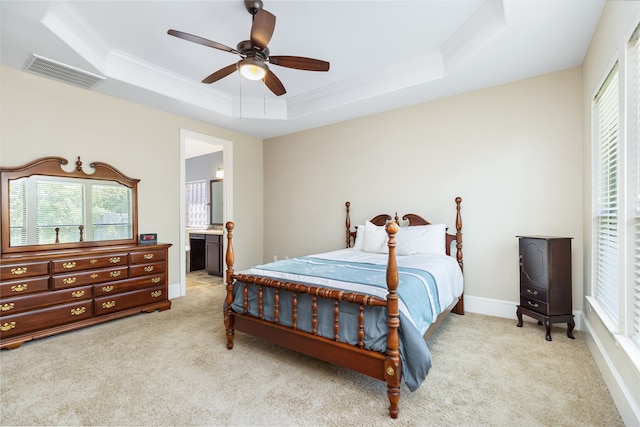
592,62,620,322
9,178,26,246
629,24,640,348
186,180,208,228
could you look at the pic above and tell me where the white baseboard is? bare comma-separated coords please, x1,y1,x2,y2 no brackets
581,314,640,426
463,294,582,331
168,282,182,300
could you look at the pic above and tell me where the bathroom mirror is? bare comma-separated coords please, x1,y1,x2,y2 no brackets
210,179,223,225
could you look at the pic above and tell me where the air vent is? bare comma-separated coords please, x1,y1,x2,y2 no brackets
23,54,105,89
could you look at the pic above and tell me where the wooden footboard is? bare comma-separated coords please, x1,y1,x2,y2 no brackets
224,221,404,418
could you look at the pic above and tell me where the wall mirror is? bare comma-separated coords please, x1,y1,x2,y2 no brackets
1,156,139,254
210,179,223,225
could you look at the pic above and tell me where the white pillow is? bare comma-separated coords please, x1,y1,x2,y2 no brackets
411,224,446,255
353,225,365,250
362,221,388,253
395,227,419,256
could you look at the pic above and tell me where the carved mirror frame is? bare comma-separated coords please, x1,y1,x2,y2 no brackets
1,156,139,254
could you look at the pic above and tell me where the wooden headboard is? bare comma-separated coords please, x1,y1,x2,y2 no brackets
345,197,463,271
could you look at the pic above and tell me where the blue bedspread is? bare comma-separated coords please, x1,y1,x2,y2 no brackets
231,257,441,391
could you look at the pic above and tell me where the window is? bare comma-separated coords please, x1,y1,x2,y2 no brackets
186,180,208,228
629,24,640,348
590,21,640,358
592,62,620,322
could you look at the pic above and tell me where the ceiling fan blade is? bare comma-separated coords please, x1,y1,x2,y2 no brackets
264,69,286,96
268,56,330,72
168,29,240,55
202,63,238,84
250,9,276,50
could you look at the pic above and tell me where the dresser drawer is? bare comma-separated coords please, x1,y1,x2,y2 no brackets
51,253,128,274
95,274,166,296
52,266,128,290
130,250,165,264
520,284,548,303
94,285,166,316
520,296,548,315
0,276,50,298
0,261,49,281
129,262,165,278
0,285,92,316
0,300,93,339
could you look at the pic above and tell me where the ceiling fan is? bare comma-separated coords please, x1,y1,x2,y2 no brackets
167,0,330,96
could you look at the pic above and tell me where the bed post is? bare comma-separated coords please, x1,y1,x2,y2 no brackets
384,221,402,419
453,197,464,315
224,221,236,350
345,201,352,248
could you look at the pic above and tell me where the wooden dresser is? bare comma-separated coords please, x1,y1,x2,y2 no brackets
0,156,172,349
516,236,574,341
1,243,171,349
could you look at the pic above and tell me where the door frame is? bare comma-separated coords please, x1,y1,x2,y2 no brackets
176,129,233,297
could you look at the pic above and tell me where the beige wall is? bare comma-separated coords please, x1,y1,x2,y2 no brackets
264,68,584,311
0,66,264,286
581,1,640,424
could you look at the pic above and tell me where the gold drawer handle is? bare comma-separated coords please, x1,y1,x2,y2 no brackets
10,267,27,275
109,257,121,263
0,322,16,332
151,277,161,284
63,277,77,285
144,266,154,272
1,303,15,312
526,289,538,296
62,262,76,269
90,259,98,264
102,285,114,293
91,274,98,279
109,271,121,278
70,307,86,316
71,290,85,298
151,290,162,298
527,301,539,308
102,301,116,309
144,253,154,260
11,284,28,292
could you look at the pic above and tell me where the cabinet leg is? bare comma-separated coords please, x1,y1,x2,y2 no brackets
567,316,575,339
544,319,552,341
516,307,523,327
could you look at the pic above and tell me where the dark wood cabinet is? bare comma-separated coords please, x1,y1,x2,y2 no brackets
516,236,575,341
206,234,223,276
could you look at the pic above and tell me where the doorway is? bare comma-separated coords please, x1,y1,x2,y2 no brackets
177,129,232,298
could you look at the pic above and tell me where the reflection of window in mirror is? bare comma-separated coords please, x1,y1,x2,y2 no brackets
9,175,132,246
210,179,223,225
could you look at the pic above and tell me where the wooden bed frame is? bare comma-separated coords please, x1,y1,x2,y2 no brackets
224,197,463,419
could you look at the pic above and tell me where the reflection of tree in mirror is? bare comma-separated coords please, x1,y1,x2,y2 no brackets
36,181,84,244
92,184,132,240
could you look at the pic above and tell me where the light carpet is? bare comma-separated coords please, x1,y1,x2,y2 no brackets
0,272,623,426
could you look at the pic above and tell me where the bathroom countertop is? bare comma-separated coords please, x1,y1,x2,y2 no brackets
188,229,223,235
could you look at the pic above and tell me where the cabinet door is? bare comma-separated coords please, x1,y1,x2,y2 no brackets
205,235,222,276
519,238,549,289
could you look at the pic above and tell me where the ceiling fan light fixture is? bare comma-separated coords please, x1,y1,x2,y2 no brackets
238,58,267,80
